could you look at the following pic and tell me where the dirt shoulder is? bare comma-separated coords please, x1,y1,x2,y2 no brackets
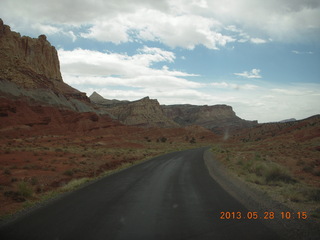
204,149,320,240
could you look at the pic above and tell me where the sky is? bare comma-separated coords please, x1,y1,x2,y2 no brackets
1,0,320,123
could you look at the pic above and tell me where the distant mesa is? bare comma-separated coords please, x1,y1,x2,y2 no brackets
89,92,258,134
90,93,179,128
279,118,296,123
162,104,258,135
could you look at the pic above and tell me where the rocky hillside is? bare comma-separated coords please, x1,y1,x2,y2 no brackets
163,104,258,135
90,93,179,128
0,19,93,112
0,97,120,137
232,114,320,142
90,92,258,134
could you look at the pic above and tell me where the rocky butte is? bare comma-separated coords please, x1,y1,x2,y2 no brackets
90,92,179,128
0,19,92,112
0,19,62,86
162,104,258,135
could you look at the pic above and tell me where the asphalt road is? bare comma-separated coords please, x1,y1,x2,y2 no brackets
0,147,282,240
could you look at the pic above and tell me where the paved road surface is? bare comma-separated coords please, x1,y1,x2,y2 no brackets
0,147,282,240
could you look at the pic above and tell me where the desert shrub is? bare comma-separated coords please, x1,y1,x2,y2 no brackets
61,178,90,191
30,177,38,185
11,178,18,182
311,208,320,218
251,162,268,177
296,159,305,166
265,165,296,184
313,170,320,176
17,182,33,198
63,170,74,176
302,165,314,173
236,159,243,166
3,169,11,175
245,174,264,185
283,187,306,202
307,189,320,202
158,137,167,143
254,153,261,161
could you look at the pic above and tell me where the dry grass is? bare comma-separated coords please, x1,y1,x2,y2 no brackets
212,138,320,218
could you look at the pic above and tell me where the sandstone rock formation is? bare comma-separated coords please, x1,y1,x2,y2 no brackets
0,19,92,111
162,104,258,135
90,93,257,133
90,94,179,128
0,19,62,87
90,91,129,107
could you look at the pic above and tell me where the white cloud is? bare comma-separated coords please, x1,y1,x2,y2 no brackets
1,0,319,46
250,38,267,44
58,47,201,91
234,69,262,79
211,82,258,90
81,9,235,49
271,88,315,96
32,23,61,35
292,50,314,54
81,20,130,44
206,0,320,43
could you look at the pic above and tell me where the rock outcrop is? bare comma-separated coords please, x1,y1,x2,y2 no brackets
162,104,258,135
90,91,129,107
0,19,94,112
90,94,179,128
0,97,120,136
0,19,62,87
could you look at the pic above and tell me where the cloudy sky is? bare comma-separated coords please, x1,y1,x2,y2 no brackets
1,0,320,122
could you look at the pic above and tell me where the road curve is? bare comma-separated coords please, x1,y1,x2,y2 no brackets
0,147,282,240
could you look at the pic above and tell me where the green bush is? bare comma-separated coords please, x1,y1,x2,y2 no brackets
17,182,33,198
265,165,296,184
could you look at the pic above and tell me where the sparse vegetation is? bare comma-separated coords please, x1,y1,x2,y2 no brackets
63,169,74,176
17,181,33,198
211,118,320,221
311,208,320,218
3,168,11,175
264,164,296,184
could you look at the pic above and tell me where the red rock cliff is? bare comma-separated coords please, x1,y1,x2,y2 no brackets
0,19,63,88
0,19,91,107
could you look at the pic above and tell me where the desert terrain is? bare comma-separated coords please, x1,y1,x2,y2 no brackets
0,19,319,225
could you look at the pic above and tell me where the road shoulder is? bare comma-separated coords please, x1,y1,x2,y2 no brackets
204,149,320,240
